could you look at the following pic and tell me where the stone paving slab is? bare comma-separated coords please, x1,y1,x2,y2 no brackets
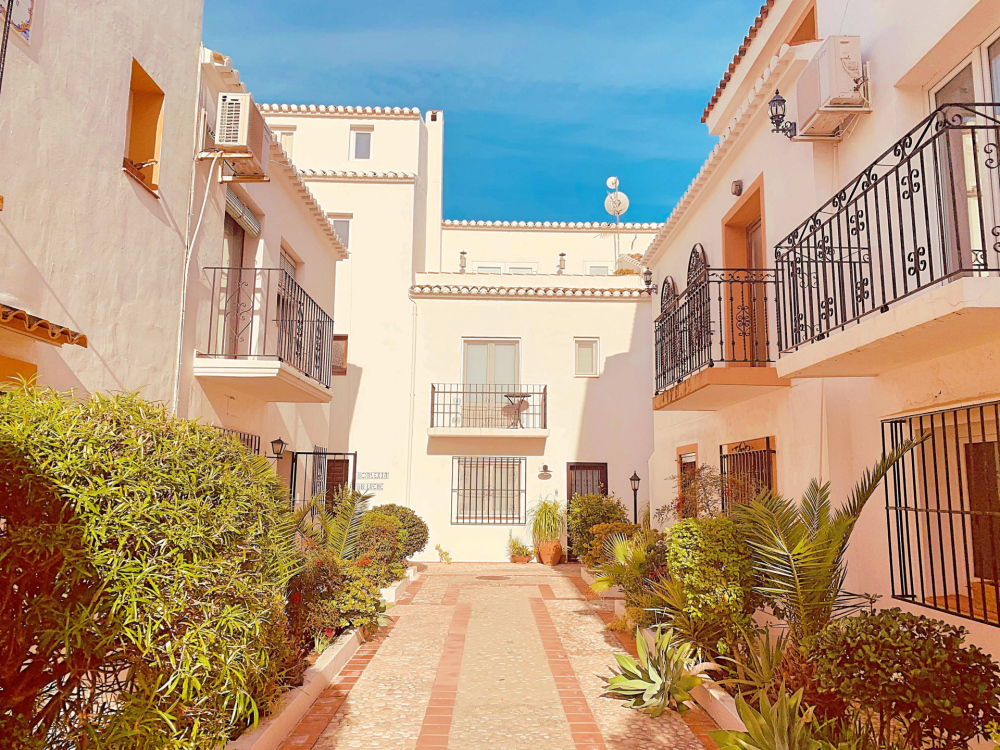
279,563,715,750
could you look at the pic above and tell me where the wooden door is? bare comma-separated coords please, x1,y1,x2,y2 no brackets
566,462,609,561
965,442,1000,582
325,458,351,510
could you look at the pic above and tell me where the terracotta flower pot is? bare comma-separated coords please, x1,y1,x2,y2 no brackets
510,555,532,564
537,540,562,566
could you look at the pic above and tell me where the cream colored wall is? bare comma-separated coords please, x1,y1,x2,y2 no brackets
442,225,660,276
646,0,1000,653
0,1,202,396
409,274,654,562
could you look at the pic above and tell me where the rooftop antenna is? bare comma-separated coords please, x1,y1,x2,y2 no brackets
604,176,629,267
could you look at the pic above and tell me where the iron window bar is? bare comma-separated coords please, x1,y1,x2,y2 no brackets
776,102,1000,354
201,266,337,387
719,437,775,513
213,425,261,455
883,400,1000,628
430,384,548,430
451,456,527,525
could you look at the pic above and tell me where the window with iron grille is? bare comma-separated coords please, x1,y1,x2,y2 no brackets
451,456,526,524
719,437,775,511
884,401,1000,627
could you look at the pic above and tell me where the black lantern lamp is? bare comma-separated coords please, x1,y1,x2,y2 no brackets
629,471,641,523
768,90,797,139
642,267,653,289
270,436,287,459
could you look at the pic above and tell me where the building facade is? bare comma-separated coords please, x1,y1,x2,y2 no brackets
643,0,1000,651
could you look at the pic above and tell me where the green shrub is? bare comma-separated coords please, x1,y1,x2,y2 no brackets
567,492,628,558
583,522,640,568
664,517,758,657
0,386,299,749
287,544,346,651
357,510,407,566
329,562,389,632
813,608,1000,748
374,503,429,558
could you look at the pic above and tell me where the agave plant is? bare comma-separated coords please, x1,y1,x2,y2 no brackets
720,627,787,706
732,438,923,645
602,626,717,716
294,486,372,559
710,687,823,750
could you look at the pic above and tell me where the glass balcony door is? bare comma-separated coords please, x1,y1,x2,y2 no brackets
462,340,519,428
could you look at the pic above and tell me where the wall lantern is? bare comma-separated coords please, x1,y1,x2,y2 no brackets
768,90,797,139
629,471,641,523
642,267,653,289
731,180,744,197
270,436,287,458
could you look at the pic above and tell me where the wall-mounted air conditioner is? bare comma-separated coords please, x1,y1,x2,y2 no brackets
796,35,869,139
215,92,269,177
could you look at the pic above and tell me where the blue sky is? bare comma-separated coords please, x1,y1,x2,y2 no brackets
202,1,764,224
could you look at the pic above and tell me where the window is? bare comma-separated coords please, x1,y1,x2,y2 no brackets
719,437,775,511
327,213,352,249
787,4,817,45
506,264,536,275
585,262,611,276
279,247,298,279
451,456,526,524
574,338,600,377
332,334,348,376
464,340,519,386
677,452,699,519
473,263,503,274
124,59,165,189
273,127,295,159
350,127,373,160
884,401,1000,627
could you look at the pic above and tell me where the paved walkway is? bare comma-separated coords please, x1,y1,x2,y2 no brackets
279,563,717,750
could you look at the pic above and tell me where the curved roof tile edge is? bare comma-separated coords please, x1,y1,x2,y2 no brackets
298,169,417,182
1,304,88,347
409,285,653,299
442,219,662,231
261,104,422,118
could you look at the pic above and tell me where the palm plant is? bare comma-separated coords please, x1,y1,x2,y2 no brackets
647,575,727,663
590,532,649,599
528,495,564,545
732,438,923,645
602,627,717,716
720,627,787,706
294,486,372,559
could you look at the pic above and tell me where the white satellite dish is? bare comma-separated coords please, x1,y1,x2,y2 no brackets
605,191,629,217
606,176,619,190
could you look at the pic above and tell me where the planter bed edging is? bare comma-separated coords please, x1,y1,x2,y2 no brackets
380,575,410,604
690,682,745,731
579,566,625,599
226,628,364,750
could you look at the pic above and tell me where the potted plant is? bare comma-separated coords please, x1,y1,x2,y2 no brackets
529,496,565,566
507,532,533,563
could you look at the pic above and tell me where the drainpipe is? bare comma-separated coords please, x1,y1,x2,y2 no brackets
404,288,419,509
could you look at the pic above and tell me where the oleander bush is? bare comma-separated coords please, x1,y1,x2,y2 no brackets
374,503,429,558
582,522,640,568
567,491,628,560
0,385,299,750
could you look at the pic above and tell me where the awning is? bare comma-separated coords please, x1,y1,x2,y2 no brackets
0,304,88,347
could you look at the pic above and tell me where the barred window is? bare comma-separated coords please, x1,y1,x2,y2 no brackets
451,456,526,524
719,437,775,511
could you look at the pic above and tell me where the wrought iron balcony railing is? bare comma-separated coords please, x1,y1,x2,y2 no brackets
430,384,548,430
776,103,1000,353
201,267,336,388
654,246,777,394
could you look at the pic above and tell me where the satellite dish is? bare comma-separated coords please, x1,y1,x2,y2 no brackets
605,191,629,217
606,176,619,190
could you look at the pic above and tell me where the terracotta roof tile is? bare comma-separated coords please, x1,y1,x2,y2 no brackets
0,304,87,347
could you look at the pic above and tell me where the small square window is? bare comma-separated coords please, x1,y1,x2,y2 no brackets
351,128,372,160
586,263,611,276
474,264,502,274
327,213,353,249
277,130,295,159
124,59,165,189
575,338,599,377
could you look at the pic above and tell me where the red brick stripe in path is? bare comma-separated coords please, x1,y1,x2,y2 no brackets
414,602,472,749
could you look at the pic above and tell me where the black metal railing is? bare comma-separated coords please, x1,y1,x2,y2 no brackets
288,450,357,512
213,426,261,455
202,267,336,387
884,401,1000,627
654,269,777,393
777,103,1000,353
451,456,527,524
430,384,548,430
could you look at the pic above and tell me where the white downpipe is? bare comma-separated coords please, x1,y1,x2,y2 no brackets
171,152,222,415
403,289,419,509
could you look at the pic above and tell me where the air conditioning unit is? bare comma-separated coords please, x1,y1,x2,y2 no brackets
215,92,269,177
796,36,868,138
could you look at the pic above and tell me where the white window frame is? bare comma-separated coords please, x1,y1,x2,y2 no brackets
504,262,537,275
574,337,600,377
350,126,374,161
585,261,612,276
327,212,353,250
272,124,296,159
462,338,521,386
473,262,503,274
926,26,1000,110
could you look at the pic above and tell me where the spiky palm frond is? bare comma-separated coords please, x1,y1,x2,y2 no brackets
294,489,371,559
799,480,831,538
833,436,926,531
590,532,647,593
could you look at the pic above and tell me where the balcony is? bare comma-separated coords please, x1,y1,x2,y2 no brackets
653,250,788,411
428,384,549,437
775,103,1000,378
193,267,336,403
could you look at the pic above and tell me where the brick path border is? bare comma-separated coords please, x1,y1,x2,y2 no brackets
414,602,472,749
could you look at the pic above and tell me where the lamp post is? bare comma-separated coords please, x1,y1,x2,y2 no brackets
629,471,641,523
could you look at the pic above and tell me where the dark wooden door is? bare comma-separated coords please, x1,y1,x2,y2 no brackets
965,442,1000,582
325,459,351,509
566,463,609,561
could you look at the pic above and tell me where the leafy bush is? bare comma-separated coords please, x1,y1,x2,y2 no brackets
374,503,429,558
322,561,388,633
287,544,346,653
356,510,408,567
591,529,667,630
0,386,298,749
664,517,758,656
567,492,628,558
813,608,1000,748
507,531,532,558
583,521,640,568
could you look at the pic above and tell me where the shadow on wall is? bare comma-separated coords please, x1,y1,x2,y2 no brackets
425,436,547,457
575,302,654,507
336,363,363,450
